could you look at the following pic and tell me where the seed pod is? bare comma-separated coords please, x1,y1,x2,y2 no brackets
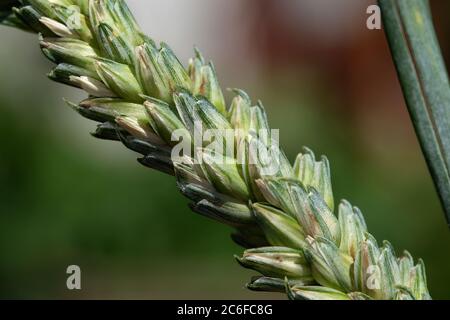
377,241,401,299
236,138,265,202
348,292,373,300
48,63,99,87
353,233,382,298
69,75,116,97
28,0,65,20
246,276,286,293
89,0,115,33
173,90,198,132
398,251,414,286
293,147,334,211
190,199,253,227
394,286,416,300
247,136,294,179
39,17,74,37
173,161,207,186
338,200,367,258
199,148,249,201
249,101,269,137
13,6,53,35
143,97,187,146
252,203,306,249
106,0,142,45
95,59,143,102
189,48,226,115
40,36,97,69
304,236,353,292
236,247,312,281
78,98,147,123
159,42,192,92
287,285,350,301
408,259,431,300
193,98,231,131
115,115,163,146
137,42,191,102
257,179,340,244
97,22,134,65
91,122,121,141
246,276,309,293
135,42,159,97
50,3,93,42
228,89,251,135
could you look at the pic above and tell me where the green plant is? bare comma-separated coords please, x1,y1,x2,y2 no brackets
0,0,431,300
380,0,450,226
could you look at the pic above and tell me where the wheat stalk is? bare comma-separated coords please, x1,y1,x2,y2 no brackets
0,0,431,300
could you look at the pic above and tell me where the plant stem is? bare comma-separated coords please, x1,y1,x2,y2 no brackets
379,0,450,226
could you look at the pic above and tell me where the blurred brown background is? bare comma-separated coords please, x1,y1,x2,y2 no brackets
0,0,449,299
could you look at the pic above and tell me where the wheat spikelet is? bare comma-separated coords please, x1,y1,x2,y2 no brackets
0,0,431,300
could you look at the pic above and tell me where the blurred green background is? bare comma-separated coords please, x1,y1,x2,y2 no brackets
0,0,449,299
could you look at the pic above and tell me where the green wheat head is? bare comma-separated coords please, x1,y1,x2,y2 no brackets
0,0,431,300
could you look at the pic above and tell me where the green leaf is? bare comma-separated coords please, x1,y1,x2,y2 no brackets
380,0,450,225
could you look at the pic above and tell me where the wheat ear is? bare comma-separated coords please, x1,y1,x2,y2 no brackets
0,0,431,300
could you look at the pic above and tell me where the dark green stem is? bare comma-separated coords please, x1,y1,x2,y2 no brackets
380,0,450,226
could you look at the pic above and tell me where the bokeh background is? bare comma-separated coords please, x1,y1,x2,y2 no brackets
1,0,449,299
